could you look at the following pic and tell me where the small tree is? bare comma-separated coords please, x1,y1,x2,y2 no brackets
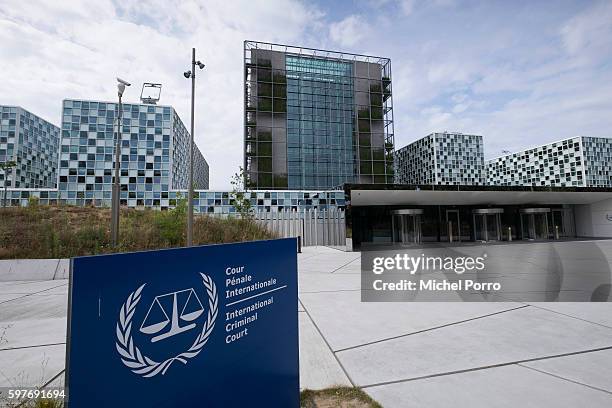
230,167,252,218
1,160,17,208
155,193,187,246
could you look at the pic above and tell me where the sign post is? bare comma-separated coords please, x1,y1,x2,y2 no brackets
66,238,299,407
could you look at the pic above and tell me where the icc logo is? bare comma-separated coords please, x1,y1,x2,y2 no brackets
141,288,204,343
115,273,218,378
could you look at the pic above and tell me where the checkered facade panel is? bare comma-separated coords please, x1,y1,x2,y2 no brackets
486,137,592,187
170,110,209,189
0,189,345,213
434,133,485,185
0,106,60,188
394,132,485,185
58,99,209,206
394,134,436,184
582,137,612,187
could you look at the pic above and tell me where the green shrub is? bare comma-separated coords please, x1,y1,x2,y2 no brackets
154,195,187,246
0,204,275,259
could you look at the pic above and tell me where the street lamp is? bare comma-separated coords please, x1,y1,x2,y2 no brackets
184,48,205,247
111,77,131,247
1,161,17,208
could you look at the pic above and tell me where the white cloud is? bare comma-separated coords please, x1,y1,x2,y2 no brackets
1,0,611,189
399,0,416,15
396,0,454,16
561,1,612,59
388,1,612,156
329,15,370,48
0,0,325,189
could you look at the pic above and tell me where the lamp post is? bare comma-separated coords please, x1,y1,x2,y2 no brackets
111,77,131,246
184,48,205,247
1,161,17,208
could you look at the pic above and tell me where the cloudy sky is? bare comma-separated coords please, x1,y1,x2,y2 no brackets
1,0,611,188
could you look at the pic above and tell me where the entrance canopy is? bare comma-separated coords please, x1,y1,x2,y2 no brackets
346,185,612,207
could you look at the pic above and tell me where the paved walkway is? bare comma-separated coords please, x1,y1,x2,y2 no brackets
1,248,612,407
297,246,612,407
0,279,68,389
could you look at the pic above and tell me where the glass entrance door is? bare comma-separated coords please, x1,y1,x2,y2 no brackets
445,209,460,242
392,209,423,245
487,214,501,241
474,213,486,241
551,209,574,239
534,213,549,240
472,209,503,242
520,208,550,240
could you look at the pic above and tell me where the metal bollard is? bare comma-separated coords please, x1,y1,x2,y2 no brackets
297,235,302,253
508,226,512,242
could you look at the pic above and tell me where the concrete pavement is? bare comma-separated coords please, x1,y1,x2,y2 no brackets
297,246,612,407
1,247,612,407
0,279,68,389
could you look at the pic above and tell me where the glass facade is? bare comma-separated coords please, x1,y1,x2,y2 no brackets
286,56,355,189
435,133,485,184
582,137,612,187
0,188,345,213
3,101,351,214
486,136,612,187
397,134,611,188
59,99,209,207
487,137,584,187
244,41,394,190
394,134,436,185
349,202,576,251
0,106,59,188
395,132,485,185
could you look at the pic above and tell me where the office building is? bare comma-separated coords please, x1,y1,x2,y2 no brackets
394,132,486,185
1,189,345,214
343,183,612,250
0,105,60,188
244,40,394,190
487,136,612,187
59,99,208,207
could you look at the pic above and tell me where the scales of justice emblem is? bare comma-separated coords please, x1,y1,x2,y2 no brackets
115,273,218,378
140,288,204,343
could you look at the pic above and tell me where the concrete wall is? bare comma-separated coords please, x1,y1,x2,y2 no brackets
575,198,612,237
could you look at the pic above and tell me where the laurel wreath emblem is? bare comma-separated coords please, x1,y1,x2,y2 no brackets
115,273,218,378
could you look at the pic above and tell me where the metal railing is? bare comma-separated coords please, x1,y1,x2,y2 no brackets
253,208,346,247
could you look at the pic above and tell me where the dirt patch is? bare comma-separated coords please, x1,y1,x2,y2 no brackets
311,395,371,408
301,387,382,408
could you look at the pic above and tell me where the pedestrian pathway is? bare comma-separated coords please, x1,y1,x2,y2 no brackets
1,247,612,407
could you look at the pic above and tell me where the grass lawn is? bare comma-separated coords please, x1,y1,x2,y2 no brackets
0,204,274,259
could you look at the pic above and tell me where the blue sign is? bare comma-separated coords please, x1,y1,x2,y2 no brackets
66,238,299,407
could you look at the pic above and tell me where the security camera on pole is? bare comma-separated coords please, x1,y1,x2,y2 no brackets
183,48,205,247
111,77,131,247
